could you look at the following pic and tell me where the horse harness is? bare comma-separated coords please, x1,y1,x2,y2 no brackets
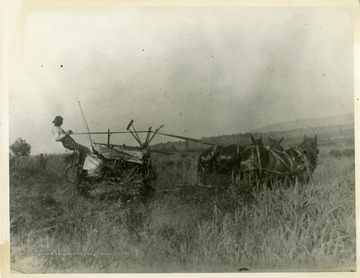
199,144,315,181
260,146,314,178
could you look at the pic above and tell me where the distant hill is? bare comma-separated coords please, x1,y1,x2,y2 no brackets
152,113,355,152
250,113,354,133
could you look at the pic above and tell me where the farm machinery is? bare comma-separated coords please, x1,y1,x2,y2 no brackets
65,110,217,200
63,101,318,200
65,119,166,199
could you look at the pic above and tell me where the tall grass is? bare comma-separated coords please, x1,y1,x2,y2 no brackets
9,140,356,273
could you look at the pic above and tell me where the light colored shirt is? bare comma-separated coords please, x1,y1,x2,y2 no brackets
52,126,68,142
52,125,90,153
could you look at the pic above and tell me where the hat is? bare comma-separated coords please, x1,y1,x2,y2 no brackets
52,115,63,123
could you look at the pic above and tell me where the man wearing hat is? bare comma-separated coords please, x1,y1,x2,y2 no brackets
52,115,91,159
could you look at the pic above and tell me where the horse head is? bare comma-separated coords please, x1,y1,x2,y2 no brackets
250,135,264,148
248,135,268,177
299,134,319,169
268,137,284,151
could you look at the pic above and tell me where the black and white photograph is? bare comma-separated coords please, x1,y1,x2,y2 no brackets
3,0,359,274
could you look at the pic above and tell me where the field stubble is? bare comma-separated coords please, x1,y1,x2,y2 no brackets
9,140,356,273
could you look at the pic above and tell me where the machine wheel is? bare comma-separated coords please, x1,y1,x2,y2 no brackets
65,165,81,183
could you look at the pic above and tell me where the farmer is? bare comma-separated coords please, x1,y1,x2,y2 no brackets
52,115,91,163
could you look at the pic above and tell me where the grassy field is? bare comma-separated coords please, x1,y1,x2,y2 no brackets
9,134,356,273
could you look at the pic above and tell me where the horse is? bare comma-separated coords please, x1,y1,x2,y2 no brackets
260,135,319,185
225,136,285,183
268,137,284,151
197,144,225,183
233,136,266,182
213,144,245,174
197,135,265,184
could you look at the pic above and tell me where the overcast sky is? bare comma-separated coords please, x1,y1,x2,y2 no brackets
9,3,355,154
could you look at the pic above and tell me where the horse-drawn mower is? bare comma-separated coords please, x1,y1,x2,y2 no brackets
64,101,319,200
65,119,164,200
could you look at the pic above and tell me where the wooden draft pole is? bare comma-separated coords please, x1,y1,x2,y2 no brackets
73,127,223,147
155,132,223,147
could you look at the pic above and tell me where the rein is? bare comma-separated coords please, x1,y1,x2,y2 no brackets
267,149,305,175
198,136,319,185
266,145,316,177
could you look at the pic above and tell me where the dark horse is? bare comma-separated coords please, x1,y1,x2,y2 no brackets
197,136,265,183
268,137,284,151
260,135,319,185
